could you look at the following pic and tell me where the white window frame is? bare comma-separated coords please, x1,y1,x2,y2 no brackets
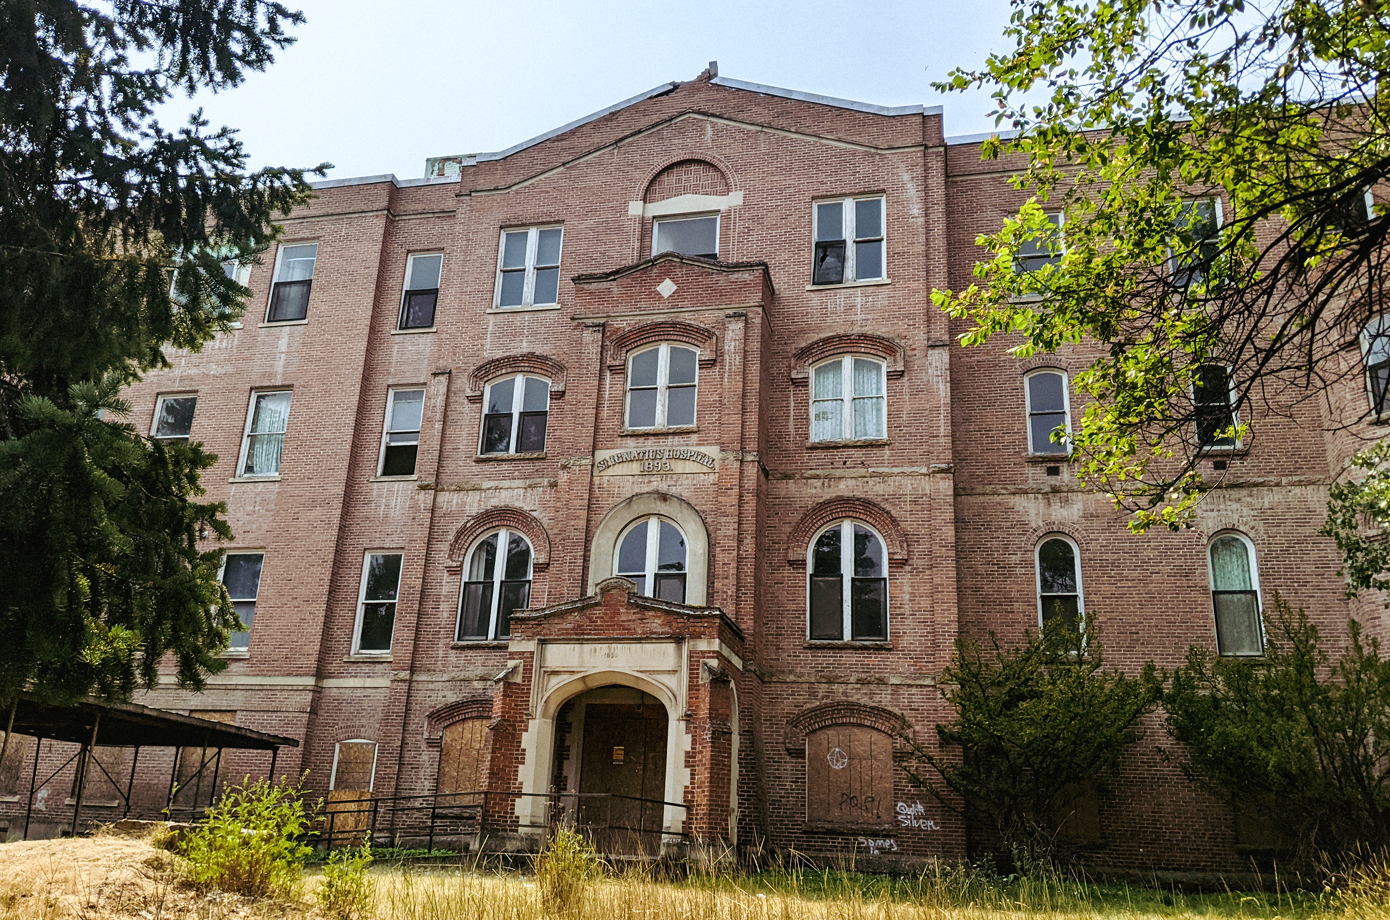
217,551,264,652
235,389,292,478
151,392,198,441
811,195,887,284
1169,198,1223,283
1017,211,1065,272
1034,534,1085,633
1207,530,1264,657
615,514,689,601
493,226,563,309
1191,363,1241,450
377,387,425,478
1024,369,1072,455
329,739,379,792
351,550,404,655
265,241,318,323
625,343,698,430
479,374,551,455
222,259,252,287
1361,315,1390,418
805,519,890,642
399,252,443,330
456,528,534,642
809,356,887,442
652,213,721,259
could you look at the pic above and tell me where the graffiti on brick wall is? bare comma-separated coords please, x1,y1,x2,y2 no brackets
896,800,941,830
858,836,898,855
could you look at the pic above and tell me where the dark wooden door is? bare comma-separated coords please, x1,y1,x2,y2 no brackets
578,703,666,853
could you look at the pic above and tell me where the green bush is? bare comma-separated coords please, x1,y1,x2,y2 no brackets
1165,596,1390,859
179,777,314,900
535,826,602,912
903,619,1161,863
317,844,375,920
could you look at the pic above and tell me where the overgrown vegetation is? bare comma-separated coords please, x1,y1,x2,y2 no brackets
903,620,1162,862
317,844,375,920
179,778,314,900
1165,596,1390,859
534,827,604,913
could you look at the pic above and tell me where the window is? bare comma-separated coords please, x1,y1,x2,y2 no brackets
626,344,697,429
354,552,403,654
222,259,252,287
330,740,378,793
616,516,687,603
1209,533,1263,656
1170,199,1221,286
811,357,885,442
808,521,888,642
400,253,442,329
1362,316,1390,417
1025,370,1070,455
1193,364,1238,448
812,196,885,285
496,227,562,308
152,394,197,442
457,529,532,641
220,553,263,651
437,719,488,798
653,214,719,259
238,391,291,477
481,376,550,455
805,725,894,828
1036,536,1082,635
1017,212,1064,272
266,243,317,322
378,388,424,477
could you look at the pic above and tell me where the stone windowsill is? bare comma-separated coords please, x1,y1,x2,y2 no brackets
803,640,893,650
390,326,435,335
486,304,561,315
474,451,547,462
619,425,699,437
229,475,281,483
805,278,892,292
450,640,510,649
806,438,890,450
258,319,309,328
344,653,392,663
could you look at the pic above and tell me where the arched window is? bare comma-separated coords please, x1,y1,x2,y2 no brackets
811,356,886,442
458,529,532,641
616,515,687,602
1025,369,1070,455
1362,315,1390,417
1036,535,1083,635
626,344,697,429
481,375,550,455
1209,532,1263,656
808,521,888,642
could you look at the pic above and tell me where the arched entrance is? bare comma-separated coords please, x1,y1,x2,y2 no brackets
552,685,669,853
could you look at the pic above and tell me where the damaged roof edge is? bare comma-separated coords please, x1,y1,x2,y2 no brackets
710,75,936,117
310,173,457,190
945,128,1022,145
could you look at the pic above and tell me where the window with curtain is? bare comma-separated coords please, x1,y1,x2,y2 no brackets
457,529,532,641
811,357,886,442
240,391,291,476
1025,370,1069,455
1036,536,1083,635
808,521,888,642
616,516,687,603
1210,533,1263,656
1362,315,1390,417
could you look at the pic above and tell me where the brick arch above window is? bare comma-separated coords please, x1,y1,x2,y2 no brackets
447,507,551,572
783,701,912,755
1023,522,1094,554
789,333,905,386
606,320,719,371
1018,355,1074,374
465,353,567,403
424,697,494,745
641,157,733,203
787,497,908,568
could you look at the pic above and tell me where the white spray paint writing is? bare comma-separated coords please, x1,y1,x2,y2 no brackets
896,801,941,830
858,837,898,855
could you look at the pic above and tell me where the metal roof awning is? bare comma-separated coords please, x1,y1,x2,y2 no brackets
7,692,299,750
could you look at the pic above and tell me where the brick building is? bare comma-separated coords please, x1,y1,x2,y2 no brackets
0,67,1375,869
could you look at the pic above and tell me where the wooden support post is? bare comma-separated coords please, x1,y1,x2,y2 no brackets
70,714,100,837
208,747,223,811
123,747,141,819
23,735,41,840
166,746,181,813
0,696,17,793
268,746,279,784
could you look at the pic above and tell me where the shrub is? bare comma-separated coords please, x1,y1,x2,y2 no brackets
1165,596,1390,858
903,619,1161,863
317,844,375,920
535,826,602,912
179,777,314,900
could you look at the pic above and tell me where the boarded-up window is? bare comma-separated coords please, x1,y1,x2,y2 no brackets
0,732,30,796
327,740,377,846
806,725,894,828
1052,783,1101,843
437,719,487,797
332,741,377,792
174,711,237,812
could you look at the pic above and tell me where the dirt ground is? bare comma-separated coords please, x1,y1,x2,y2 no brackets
0,828,308,920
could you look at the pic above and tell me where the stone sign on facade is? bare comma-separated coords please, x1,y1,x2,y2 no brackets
593,446,718,476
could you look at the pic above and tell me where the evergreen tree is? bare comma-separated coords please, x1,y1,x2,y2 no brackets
0,0,326,703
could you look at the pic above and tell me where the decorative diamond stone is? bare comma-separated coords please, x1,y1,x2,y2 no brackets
657,278,678,299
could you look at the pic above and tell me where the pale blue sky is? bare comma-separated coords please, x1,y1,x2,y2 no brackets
158,0,1018,181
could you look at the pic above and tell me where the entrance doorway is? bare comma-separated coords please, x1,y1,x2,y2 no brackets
555,687,668,853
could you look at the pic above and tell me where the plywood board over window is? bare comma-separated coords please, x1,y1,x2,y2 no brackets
174,711,237,813
437,719,487,799
0,732,30,799
806,725,894,829
327,740,377,846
